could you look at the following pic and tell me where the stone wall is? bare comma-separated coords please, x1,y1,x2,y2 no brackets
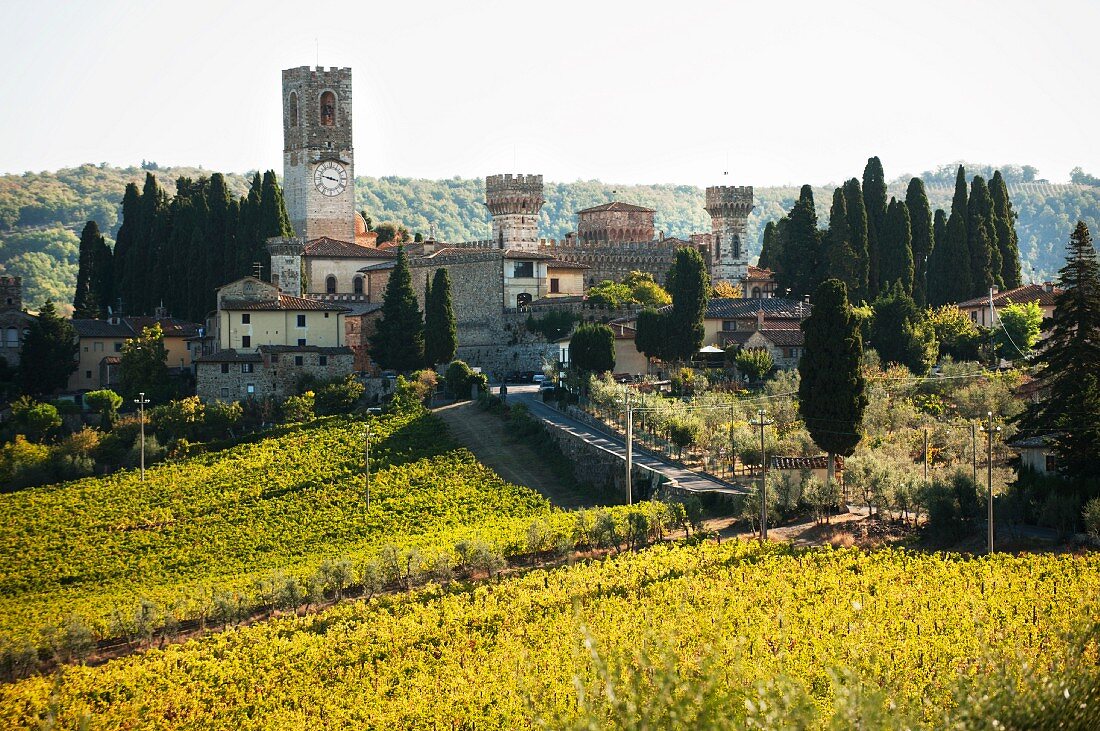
537,238,679,286
578,208,655,244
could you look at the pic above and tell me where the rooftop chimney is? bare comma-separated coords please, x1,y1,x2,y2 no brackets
756,308,765,331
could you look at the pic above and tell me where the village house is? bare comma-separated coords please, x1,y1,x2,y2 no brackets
953,282,1061,329
68,312,201,393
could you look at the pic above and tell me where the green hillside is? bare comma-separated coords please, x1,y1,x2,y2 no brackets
2,162,1098,311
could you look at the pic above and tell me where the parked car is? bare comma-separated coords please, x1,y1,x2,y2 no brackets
538,381,556,394
532,374,547,384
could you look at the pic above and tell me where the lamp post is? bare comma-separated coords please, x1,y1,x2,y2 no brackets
623,387,633,505
134,392,150,481
749,409,774,542
980,411,1001,554
364,421,371,512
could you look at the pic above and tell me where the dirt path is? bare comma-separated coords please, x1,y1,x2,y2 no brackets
434,400,599,508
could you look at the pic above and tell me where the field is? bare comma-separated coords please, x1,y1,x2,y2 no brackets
2,541,1098,729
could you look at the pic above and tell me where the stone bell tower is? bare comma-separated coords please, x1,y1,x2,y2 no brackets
485,174,544,251
705,186,754,283
282,66,355,242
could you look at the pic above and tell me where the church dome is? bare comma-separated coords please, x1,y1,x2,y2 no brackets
354,212,369,235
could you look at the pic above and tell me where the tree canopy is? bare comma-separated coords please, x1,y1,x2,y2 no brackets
423,268,457,366
569,323,615,376
18,300,77,397
370,249,424,372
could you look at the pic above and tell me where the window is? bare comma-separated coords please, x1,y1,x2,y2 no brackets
319,355,328,366
1045,454,1057,473
297,314,306,327
294,355,304,366
241,335,251,348
85,370,92,379
114,342,122,352
751,287,762,298
549,278,560,294
722,321,735,331
320,90,336,126
353,276,364,295
221,363,230,374
4,327,15,347
270,353,279,364
288,91,299,127
242,363,254,373
513,261,534,278
326,275,337,294
221,387,230,398
246,383,255,395
242,313,250,324
297,338,306,347
516,292,533,308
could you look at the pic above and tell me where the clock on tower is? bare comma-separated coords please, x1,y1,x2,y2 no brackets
282,66,356,242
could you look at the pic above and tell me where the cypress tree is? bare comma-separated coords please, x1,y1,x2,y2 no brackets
862,157,888,295
112,183,141,315
769,216,791,292
369,248,424,372
842,178,870,300
251,171,294,282
780,185,821,297
135,173,168,314
73,221,111,318
989,171,1022,289
186,186,211,321
19,300,78,396
236,173,263,279
204,173,233,312
905,178,934,307
926,208,951,306
880,197,914,294
569,323,616,377
665,247,710,362
869,281,937,375
797,279,867,483
1019,221,1100,480
424,268,457,366
967,175,999,294
634,308,668,362
822,188,862,295
758,221,779,271
943,167,972,303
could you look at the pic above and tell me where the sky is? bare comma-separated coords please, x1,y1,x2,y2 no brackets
1,0,1097,187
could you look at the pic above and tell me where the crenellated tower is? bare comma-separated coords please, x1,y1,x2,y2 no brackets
705,186,754,283
282,66,355,242
485,174,544,251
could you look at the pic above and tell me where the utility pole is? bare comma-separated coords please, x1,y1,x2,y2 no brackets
134,392,150,481
750,409,773,542
923,427,930,482
971,421,978,486
364,421,372,512
624,388,633,505
981,411,1001,554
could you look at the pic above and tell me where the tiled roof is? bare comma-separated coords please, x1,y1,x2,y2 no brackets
304,237,397,259
745,265,774,279
194,349,263,363
359,261,396,272
577,201,656,214
954,283,1062,309
503,249,555,260
342,303,384,317
124,316,201,338
770,455,844,470
1007,434,1057,449
702,297,811,320
220,294,349,312
71,319,133,338
720,328,804,348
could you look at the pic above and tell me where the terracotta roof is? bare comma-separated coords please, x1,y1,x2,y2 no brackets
71,319,133,338
304,237,397,259
954,283,1062,309
701,297,812,320
745,265,774,279
503,249,555,260
720,328,804,348
577,201,656,214
123,316,201,338
220,294,349,312
770,455,844,470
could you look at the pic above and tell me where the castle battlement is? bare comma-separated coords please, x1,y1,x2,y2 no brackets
705,186,754,215
283,66,353,77
485,173,543,192
265,236,307,257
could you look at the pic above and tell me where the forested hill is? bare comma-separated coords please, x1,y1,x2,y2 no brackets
2,162,1099,311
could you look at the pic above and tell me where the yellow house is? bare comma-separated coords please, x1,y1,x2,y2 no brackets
215,277,347,351
69,315,201,392
953,283,1061,329
546,260,587,298
302,237,396,299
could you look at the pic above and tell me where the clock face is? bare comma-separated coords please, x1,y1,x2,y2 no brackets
313,161,348,197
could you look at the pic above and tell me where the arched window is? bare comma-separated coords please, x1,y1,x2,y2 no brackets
289,91,299,127
714,234,722,261
353,276,364,295
733,234,742,258
326,275,337,294
5,327,17,347
751,287,762,299
516,292,533,308
320,91,336,126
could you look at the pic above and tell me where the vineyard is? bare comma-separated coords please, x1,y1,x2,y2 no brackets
2,541,1098,729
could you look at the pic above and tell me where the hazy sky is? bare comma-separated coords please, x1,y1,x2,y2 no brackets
1,0,1096,187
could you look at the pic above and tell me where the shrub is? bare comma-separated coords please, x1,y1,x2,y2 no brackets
282,392,315,423
84,389,123,427
9,397,62,443
445,360,486,399
314,375,364,416
1083,498,1100,543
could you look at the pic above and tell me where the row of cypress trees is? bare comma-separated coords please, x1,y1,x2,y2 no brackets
758,158,1021,307
72,171,293,322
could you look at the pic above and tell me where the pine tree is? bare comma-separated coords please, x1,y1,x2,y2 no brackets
862,157,888,295
19,300,78,396
665,247,710,362
112,182,141,315
1019,221,1100,480
822,188,862,295
989,170,1022,289
905,178,934,307
758,221,779,271
779,185,820,297
798,279,867,482
73,221,112,318
879,197,914,294
968,175,999,294
424,268,457,366
369,248,424,372
870,282,937,375
927,208,952,306
842,178,870,300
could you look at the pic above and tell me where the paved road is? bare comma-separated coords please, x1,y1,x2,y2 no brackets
506,385,749,498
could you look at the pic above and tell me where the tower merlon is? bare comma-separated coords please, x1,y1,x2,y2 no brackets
265,236,307,257
705,186,755,216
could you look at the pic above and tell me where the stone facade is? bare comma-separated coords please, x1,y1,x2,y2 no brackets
576,202,656,243
282,66,356,243
538,238,683,286
0,275,33,368
705,186,754,283
266,237,306,297
485,174,543,251
195,346,354,402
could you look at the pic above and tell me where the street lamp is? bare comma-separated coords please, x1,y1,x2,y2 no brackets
980,411,1001,554
134,392,150,481
749,409,774,542
623,387,633,506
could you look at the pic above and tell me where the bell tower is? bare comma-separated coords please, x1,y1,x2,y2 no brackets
705,186,754,283
282,66,355,242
